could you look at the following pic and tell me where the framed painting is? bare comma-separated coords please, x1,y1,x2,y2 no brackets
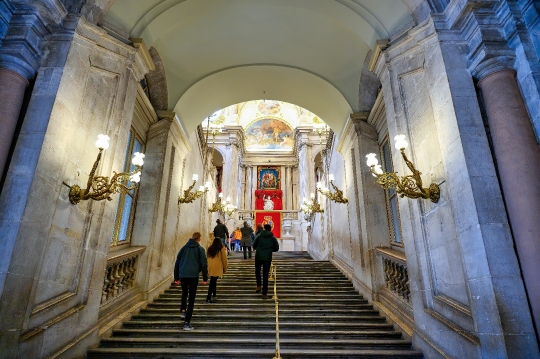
258,166,280,190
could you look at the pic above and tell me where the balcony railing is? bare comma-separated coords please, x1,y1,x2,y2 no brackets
376,247,410,302
101,246,145,305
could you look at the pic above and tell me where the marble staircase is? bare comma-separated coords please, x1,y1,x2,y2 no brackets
86,252,423,358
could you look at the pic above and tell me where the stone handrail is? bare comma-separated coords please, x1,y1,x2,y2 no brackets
375,247,410,302
101,246,145,305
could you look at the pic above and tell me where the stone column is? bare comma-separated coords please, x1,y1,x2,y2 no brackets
478,69,540,331
240,165,246,209
251,165,257,210
0,69,29,176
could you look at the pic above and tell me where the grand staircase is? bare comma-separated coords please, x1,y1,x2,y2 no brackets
86,252,423,358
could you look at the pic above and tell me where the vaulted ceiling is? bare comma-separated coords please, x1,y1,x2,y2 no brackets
104,0,413,135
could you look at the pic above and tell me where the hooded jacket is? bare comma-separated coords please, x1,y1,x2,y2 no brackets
253,230,279,261
174,238,208,281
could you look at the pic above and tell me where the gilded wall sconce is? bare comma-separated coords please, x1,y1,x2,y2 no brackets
366,135,440,203
178,174,210,204
316,174,348,204
67,134,145,205
300,193,324,220
209,193,227,213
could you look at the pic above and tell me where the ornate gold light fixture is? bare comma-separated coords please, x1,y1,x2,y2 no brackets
316,174,348,204
366,135,440,203
178,174,210,204
223,202,238,217
209,193,226,213
67,134,145,205
300,193,324,220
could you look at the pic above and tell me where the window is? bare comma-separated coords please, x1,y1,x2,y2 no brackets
380,137,403,246
111,129,144,247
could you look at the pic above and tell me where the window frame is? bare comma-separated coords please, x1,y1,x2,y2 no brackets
379,135,404,248
111,129,145,248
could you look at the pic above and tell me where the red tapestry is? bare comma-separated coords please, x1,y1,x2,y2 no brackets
255,211,282,239
254,189,283,210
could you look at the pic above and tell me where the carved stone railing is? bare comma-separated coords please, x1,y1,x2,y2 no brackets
376,247,410,302
101,246,145,305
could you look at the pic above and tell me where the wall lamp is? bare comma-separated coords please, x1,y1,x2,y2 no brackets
300,193,324,220
67,134,144,205
209,193,226,213
178,174,210,204
316,174,348,204
223,203,238,217
366,135,440,203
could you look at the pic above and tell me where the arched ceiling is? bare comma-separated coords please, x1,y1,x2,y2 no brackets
104,0,413,135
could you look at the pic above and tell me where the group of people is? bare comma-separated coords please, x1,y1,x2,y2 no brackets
214,219,258,260
173,223,279,331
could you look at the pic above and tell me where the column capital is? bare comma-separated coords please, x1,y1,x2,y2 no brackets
0,3,61,80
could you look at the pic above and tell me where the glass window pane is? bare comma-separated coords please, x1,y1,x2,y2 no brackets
118,194,133,242
390,196,402,243
382,140,395,196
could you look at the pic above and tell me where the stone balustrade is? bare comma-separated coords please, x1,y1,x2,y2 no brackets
101,246,145,305
376,247,410,302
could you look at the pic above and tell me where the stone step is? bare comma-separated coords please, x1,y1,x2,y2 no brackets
86,347,424,358
146,301,374,310
98,337,414,350
111,328,403,340
122,320,395,331
131,313,387,323
140,307,379,315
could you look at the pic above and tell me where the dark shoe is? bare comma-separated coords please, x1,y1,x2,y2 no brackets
180,311,186,319
255,286,261,293
183,322,194,331
206,299,216,304
262,295,269,300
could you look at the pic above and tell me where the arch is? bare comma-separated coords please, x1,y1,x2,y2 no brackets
102,0,415,133
174,65,352,135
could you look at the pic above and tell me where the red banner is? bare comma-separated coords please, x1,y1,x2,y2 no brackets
254,189,283,210
255,211,282,239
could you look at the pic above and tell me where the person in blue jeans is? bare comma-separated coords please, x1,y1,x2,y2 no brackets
253,224,279,299
174,232,208,330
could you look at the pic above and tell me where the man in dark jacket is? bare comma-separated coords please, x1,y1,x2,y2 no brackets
240,221,254,260
174,232,208,330
213,219,229,252
252,224,279,299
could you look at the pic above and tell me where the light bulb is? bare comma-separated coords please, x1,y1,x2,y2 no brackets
226,196,230,202
323,187,329,193
316,182,322,189
131,152,145,167
198,185,205,192
310,193,315,199
394,134,409,150
95,134,110,150
204,181,211,189
192,174,199,182
329,174,334,182
374,164,383,175
219,193,223,198
366,153,378,167
130,171,141,183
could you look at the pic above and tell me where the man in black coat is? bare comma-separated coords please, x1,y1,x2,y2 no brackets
253,224,279,299
213,219,229,252
174,232,208,330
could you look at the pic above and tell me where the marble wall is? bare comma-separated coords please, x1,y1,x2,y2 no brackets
0,16,213,358
307,14,539,359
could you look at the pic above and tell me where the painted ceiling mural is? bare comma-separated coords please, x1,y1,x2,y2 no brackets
202,100,328,152
245,118,294,151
